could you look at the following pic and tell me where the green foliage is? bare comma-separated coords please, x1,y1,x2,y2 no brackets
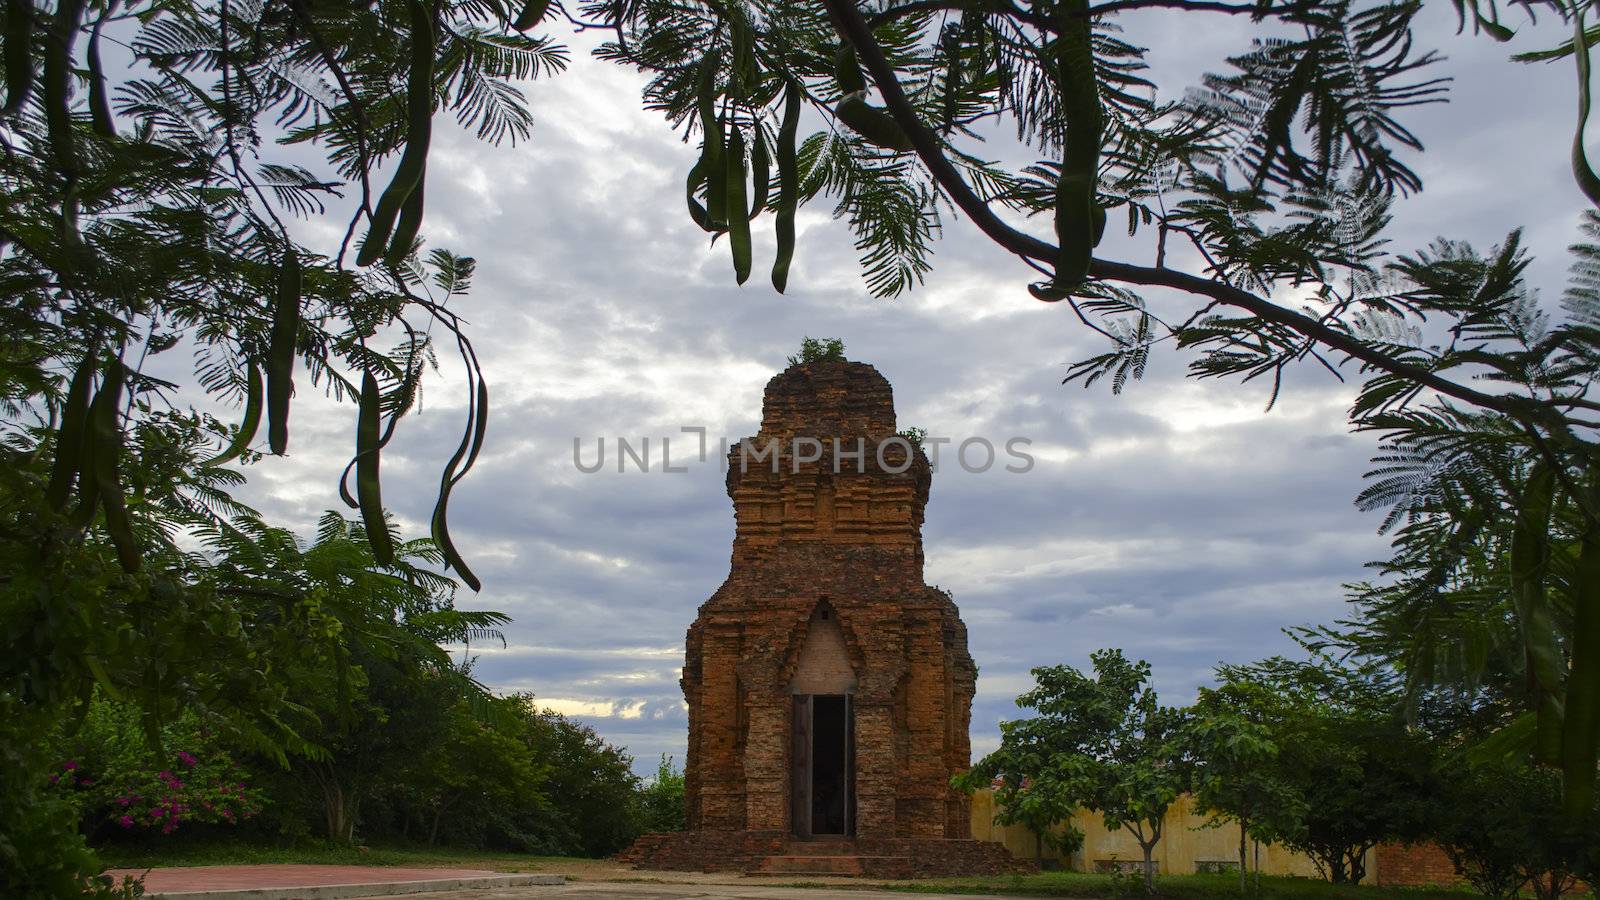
636,755,687,834
787,336,847,366
1184,680,1304,891
1432,763,1594,900
53,700,267,839
898,427,928,451
1210,655,1437,885
961,650,1190,892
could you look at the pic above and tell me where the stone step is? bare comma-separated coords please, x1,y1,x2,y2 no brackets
754,854,912,877
785,840,863,855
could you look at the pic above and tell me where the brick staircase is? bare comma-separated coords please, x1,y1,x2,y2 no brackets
751,840,913,878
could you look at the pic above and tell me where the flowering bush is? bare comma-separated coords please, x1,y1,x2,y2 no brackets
50,700,266,837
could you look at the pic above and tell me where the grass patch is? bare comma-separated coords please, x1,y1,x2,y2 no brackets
94,840,582,873
831,871,1480,899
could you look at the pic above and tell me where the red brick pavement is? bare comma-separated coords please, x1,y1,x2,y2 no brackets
102,864,501,892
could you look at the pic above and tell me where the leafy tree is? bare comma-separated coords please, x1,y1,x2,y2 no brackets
787,336,847,365
1215,655,1436,885
963,650,1190,892
4,1,551,889
1185,679,1304,894
636,754,687,834
1432,762,1593,900
591,0,1600,814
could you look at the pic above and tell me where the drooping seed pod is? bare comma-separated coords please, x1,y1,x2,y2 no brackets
748,126,770,219
356,369,394,566
3,0,35,116
513,0,552,31
357,0,434,267
1050,0,1102,291
87,19,114,137
835,92,914,152
771,80,801,294
726,127,752,284
385,161,426,265
89,358,140,572
43,0,87,176
203,361,264,467
46,350,98,511
432,378,488,592
697,57,728,227
266,249,302,455
834,42,865,95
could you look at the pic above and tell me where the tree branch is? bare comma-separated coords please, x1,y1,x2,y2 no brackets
822,0,1554,427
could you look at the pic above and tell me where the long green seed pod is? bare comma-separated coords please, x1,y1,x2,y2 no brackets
726,127,752,284
43,0,86,176
941,23,962,133
686,157,718,232
87,17,113,137
748,127,771,219
89,359,139,572
3,0,35,116
835,42,865,94
836,93,914,152
203,361,263,467
385,161,426,265
46,351,98,512
266,249,301,455
771,80,800,294
357,0,434,267
1510,463,1564,766
356,369,394,566
512,0,552,31
432,377,488,592
698,58,727,227
1050,0,1101,290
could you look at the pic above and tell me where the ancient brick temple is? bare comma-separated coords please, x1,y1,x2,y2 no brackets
619,360,1026,877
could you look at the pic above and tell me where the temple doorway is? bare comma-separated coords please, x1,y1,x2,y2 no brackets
792,693,854,837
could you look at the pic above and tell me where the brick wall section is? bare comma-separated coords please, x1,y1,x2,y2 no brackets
629,360,1017,875
1375,842,1462,887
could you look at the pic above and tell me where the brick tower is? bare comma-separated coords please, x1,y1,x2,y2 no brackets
620,359,1026,877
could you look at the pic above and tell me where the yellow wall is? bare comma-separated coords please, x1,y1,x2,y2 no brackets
970,790,1365,877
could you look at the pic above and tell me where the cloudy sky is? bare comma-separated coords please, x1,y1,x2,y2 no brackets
237,4,1591,774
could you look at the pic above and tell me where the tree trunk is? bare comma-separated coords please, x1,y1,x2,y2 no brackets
1348,846,1368,885
1252,839,1261,893
429,806,443,846
1325,851,1348,884
1237,820,1247,894
1140,842,1156,894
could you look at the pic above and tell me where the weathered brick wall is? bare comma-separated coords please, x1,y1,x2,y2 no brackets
681,361,979,843
1374,842,1462,887
790,609,856,694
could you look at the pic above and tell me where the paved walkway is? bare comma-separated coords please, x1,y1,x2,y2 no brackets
102,864,559,898
100,865,1015,900
381,882,1013,900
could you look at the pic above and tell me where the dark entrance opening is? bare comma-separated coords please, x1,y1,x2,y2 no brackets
792,694,854,837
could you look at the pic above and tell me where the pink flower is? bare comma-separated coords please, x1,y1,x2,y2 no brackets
117,816,133,829
63,761,78,771
176,751,198,767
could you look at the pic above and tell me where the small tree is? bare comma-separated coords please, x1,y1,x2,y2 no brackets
1433,762,1593,900
1186,681,1304,894
965,650,1189,892
786,337,846,366
1216,656,1437,884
